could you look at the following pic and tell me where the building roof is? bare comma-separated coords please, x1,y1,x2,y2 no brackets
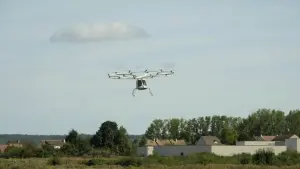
0,144,8,152
145,139,157,146
262,136,276,141
159,139,186,146
272,134,298,141
253,136,264,141
7,140,21,144
200,136,221,145
254,135,276,141
40,140,66,146
145,139,186,146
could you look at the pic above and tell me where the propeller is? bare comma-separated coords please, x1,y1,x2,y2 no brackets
110,62,176,76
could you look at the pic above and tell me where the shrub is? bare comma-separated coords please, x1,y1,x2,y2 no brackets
84,157,143,167
86,159,97,166
275,150,300,166
151,150,160,157
85,158,108,166
252,148,275,165
195,153,215,165
91,149,102,157
238,153,251,164
2,147,23,158
47,156,62,166
115,157,143,167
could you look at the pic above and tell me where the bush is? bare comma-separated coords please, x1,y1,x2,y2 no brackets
195,153,215,165
252,148,275,165
47,156,62,166
115,157,143,167
2,147,23,158
238,153,251,164
275,150,300,166
85,158,109,166
84,157,143,166
86,159,97,166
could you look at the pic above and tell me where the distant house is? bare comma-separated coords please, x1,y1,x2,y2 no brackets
145,139,157,146
0,144,8,152
196,136,222,146
272,134,299,142
7,140,22,148
40,139,66,149
137,134,300,157
159,139,186,146
254,135,276,141
145,139,186,146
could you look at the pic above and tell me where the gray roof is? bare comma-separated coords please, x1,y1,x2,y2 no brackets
272,134,298,141
200,136,222,145
7,140,21,144
40,140,65,146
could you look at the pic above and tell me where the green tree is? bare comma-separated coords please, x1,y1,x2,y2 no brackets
62,129,91,156
237,132,251,141
90,121,118,149
144,119,165,140
285,109,300,136
90,121,131,155
114,126,131,155
138,135,147,146
166,118,181,140
76,138,92,156
65,129,79,145
141,108,299,145
60,143,78,156
220,127,237,145
90,134,101,148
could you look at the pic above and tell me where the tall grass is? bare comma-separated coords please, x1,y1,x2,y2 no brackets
1,158,300,169
2,149,300,169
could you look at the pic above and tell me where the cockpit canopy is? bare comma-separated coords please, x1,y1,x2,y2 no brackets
136,79,147,88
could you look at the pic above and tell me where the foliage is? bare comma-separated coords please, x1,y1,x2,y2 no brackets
60,131,92,157
220,126,237,145
275,150,300,166
2,109,300,168
65,129,78,145
0,121,133,159
0,134,139,145
2,154,300,168
143,109,300,145
47,156,62,166
252,148,275,165
90,121,131,156
2,158,300,169
77,151,300,166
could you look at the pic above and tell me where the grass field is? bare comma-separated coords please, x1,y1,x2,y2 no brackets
1,157,300,169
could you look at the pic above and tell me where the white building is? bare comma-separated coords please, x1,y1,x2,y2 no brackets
137,134,299,157
40,139,66,149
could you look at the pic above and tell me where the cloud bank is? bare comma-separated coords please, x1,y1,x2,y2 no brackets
49,22,150,43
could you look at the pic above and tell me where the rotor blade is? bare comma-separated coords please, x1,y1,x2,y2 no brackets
108,72,137,79
108,76,136,80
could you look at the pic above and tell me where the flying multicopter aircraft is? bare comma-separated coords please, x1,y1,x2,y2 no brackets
108,69,175,96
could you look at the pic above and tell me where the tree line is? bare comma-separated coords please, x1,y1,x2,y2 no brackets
0,134,139,145
141,109,300,145
1,108,300,159
0,121,136,158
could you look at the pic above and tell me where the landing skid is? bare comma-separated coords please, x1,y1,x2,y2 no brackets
132,88,153,97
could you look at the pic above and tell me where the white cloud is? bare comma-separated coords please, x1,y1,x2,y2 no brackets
49,22,150,43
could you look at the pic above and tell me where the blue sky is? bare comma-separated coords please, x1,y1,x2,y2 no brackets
1,0,300,135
